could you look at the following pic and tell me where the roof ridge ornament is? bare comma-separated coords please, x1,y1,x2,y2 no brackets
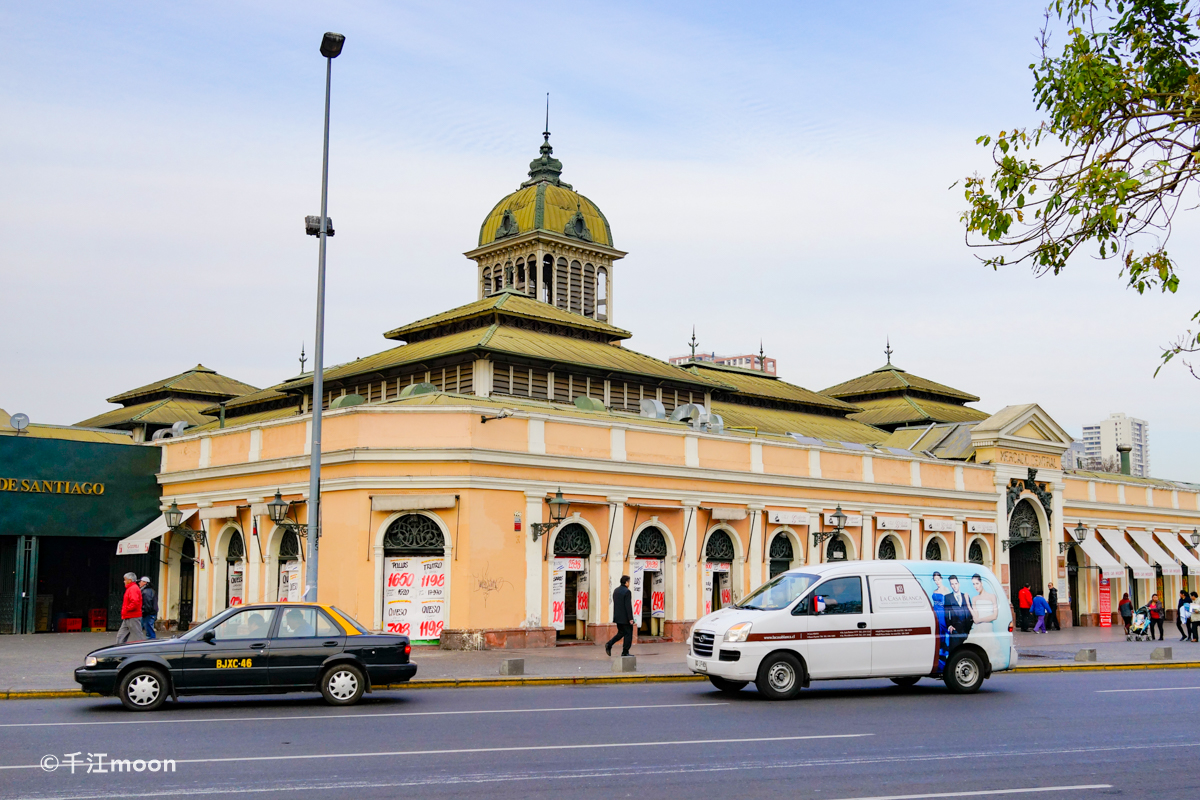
521,94,572,189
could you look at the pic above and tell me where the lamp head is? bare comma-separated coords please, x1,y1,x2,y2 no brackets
1072,522,1087,543
1018,521,1032,539
164,501,183,530
830,505,848,531
546,489,570,524
267,490,290,524
1191,528,1200,548
320,32,345,58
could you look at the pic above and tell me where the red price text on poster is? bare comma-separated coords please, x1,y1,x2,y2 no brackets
421,573,445,588
552,601,565,624
576,591,588,610
651,592,665,611
386,622,410,635
419,620,444,638
388,572,414,587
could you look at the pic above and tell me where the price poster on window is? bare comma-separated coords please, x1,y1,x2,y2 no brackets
650,570,666,618
550,558,567,630
630,561,645,624
227,562,244,606
277,560,301,602
384,558,415,635
415,557,447,640
385,557,446,640
575,566,589,622
703,562,714,616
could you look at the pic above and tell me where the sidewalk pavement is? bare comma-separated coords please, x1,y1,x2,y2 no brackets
3,627,1199,697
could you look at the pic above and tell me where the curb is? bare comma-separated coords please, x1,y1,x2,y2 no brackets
7,661,1199,700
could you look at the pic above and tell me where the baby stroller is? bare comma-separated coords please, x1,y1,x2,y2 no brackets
1127,606,1151,641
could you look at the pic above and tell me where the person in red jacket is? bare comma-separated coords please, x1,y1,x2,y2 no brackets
1018,584,1034,632
116,572,144,644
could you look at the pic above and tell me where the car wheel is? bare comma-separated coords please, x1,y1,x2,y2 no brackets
118,667,167,712
755,652,803,701
321,664,366,706
890,677,921,688
708,676,748,694
943,651,985,694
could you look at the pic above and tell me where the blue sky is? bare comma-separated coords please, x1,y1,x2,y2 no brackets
3,2,1197,479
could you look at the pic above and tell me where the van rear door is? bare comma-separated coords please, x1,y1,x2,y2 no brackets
868,575,936,677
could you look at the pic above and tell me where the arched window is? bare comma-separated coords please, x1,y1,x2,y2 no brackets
583,263,596,318
555,257,569,309
227,531,244,560
279,529,300,559
542,255,554,304
503,261,514,288
968,540,984,564
769,533,794,578
878,536,897,560
527,253,537,297
634,527,668,558
516,258,525,291
225,531,245,609
925,538,943,561
383,514,446,555
596,266,608,320
705,530,735,562
569,260,583,313
826,536,847,561
482,266,492,296
553,523,592,557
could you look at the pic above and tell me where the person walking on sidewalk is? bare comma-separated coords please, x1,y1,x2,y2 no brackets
1190,592,1199,642
116,572,143,644
139,576,157,640
605,575,635,657
1180,592,1190,642
1018,584,1033,632
1047,583,1060,631
1030,591,1052,633
1147,594,1164,641
1118,593,1134,635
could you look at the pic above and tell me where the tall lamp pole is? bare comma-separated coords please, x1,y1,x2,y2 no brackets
303,31,345,603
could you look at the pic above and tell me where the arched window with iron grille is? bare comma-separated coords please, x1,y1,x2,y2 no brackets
634,527,667,558
769,532,794,578
553,523,592,557
968,540,984,564
383,514,446,555
279,529,301,560
878,536,897,560
826,535,847,562
705,530,735,562
925,538,943,561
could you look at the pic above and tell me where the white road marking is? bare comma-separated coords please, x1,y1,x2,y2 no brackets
813,787,1110,800
0,700,728,729
1095,686,1200,693
0,733,870,771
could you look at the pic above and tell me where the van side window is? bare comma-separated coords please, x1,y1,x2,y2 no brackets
813,577,863,615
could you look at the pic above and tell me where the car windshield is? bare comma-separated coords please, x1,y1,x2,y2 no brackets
735,573,820,611
331,607,371,634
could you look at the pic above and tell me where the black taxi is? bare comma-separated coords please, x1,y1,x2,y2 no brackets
75,603,416,711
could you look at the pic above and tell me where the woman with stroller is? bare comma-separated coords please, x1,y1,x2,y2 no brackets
1147,594,1164,641
1119,593,1134,634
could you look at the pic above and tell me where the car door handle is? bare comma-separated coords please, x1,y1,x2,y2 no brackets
857,622,867,629
250,642,267,648
323,640,339,647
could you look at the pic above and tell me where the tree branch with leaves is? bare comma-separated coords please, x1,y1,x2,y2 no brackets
961,0,1200,376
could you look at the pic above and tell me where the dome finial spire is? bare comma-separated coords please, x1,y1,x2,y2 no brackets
522,94,569,188
885,336,893,366
544,92,550,144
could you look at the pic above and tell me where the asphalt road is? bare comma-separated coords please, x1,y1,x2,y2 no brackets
1,670,1196,800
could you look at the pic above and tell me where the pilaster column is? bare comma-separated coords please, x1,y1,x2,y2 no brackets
606,496,627,624
861,512,875,561
748,504,764,590
808,508,823,563
995,477,1011,594
953,515,965,563
1049,481,1065,602
910,516,921,562
524,491,545,628
682,500,701,619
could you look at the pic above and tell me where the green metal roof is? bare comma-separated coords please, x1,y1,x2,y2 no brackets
383,291,632,343
106,364,259,405
76,397,218,430
687,362,858,413
847,395,990,429
822,364,979,403
711,402,888,444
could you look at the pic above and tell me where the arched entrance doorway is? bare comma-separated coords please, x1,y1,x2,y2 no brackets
704,530,735,614
551,523,591,640
769,532,794,578
276,529,301,602
382,514,447,642
178,538,195,630
225,531,245,608
1008,500,1043,630
632,526,668,637
1066,546,1080,626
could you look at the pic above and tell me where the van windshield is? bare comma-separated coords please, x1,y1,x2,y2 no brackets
735,573,819,611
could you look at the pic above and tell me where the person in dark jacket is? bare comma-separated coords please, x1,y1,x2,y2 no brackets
1178,590,1190,641
139,576,158,640
1190,592,1199,642
605,575,635,657
1118,593,1134,634
1046,583,1060,631
116,572,143,644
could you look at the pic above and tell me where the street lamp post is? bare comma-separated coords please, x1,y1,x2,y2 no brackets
304,31,345,603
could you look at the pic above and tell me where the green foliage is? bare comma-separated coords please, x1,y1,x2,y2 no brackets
961,0,1200,376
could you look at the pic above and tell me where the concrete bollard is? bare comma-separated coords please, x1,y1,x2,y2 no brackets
1151,647,1173,661
1074,649,1097,662
612,655,637,673
499,658,525,676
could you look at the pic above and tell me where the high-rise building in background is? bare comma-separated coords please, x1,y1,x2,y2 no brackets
668,351,777,375
1061,440,1087,471
1082,412,1150,477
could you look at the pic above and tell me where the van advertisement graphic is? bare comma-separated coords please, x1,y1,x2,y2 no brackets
909,567,1011,671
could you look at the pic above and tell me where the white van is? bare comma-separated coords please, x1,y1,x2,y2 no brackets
686,560,1016,699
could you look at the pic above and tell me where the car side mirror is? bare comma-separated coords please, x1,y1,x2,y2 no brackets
202,630,216,643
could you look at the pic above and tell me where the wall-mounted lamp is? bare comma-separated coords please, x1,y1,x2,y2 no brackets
529,489,571,541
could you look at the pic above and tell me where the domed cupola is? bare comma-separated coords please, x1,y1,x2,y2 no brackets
466,132,626,324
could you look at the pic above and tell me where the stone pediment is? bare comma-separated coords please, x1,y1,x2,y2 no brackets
970,403,1071,469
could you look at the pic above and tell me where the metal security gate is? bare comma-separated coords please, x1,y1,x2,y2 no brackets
11,536,39,634
1009,541,1043,614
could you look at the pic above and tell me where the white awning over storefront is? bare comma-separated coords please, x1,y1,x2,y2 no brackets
116,509,196,556
1155,531,1200,572
1096,529,1155,579
1076,532,1124,579
1128,530,1182,576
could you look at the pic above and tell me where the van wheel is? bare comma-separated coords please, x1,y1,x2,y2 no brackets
709,676,748,694
943,651,984,694
321,664,366,706
119,666,167,712
890,677,921,688
755,653,803,700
